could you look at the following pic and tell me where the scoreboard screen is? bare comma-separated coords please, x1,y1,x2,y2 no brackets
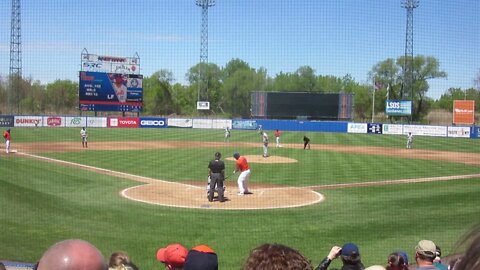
79,71,143,112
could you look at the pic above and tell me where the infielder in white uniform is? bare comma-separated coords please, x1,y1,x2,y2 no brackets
224,127,231,142
262,131,269,157
406,132,413,149
80,127,88,148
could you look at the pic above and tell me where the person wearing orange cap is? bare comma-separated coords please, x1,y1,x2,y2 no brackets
157,243,188,270
184,245,218,270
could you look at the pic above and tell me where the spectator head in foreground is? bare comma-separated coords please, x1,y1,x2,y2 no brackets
242,243,312,270
415,240,437,267
340,242,363,267
108,251,138,270
157,243,188,270
37,239,106,270
453,223,480,270
183,245,218,270
386,252,408,270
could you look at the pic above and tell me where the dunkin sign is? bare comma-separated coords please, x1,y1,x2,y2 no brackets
14,116,43,127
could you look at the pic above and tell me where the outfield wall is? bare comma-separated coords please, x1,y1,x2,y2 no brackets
1,115,479,139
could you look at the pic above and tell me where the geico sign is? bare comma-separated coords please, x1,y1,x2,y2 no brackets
119,120,137,125
141,120,164,126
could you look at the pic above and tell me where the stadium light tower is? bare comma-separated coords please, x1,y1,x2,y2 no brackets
10,0,22,113
196,0,215,107
401,0,419,100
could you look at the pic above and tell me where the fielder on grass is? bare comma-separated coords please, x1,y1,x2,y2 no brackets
406,132,413,149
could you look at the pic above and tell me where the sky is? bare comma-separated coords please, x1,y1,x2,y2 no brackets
0,0,478,99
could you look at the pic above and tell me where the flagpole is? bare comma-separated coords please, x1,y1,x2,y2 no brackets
371,82,375,122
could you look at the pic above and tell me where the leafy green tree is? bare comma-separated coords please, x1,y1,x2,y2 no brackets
45,80,78,114
143,69,176,115
186,63,223,113
370,55,447,121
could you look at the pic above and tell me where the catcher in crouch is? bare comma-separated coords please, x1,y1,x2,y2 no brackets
207,152,225,202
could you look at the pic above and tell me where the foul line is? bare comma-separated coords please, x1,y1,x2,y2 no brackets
306,174,480,190
16,151,199,188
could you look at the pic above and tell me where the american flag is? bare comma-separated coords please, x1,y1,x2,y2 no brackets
374,81,383,91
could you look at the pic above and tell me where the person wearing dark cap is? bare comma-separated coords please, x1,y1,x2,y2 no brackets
315,243,364,270
207,152,225,202
232,152,252,195
37,239,107,270
415,240,441,270
184,245,218,270
157,243,188,270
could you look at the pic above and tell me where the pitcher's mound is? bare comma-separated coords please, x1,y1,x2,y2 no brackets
226,155,297,164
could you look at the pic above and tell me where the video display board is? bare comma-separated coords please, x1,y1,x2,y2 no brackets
79,71,143,112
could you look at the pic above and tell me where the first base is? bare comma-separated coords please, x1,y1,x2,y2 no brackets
11,149,18,153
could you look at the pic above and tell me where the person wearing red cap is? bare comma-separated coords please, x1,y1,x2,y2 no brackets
157,243,188,270
36,239,106,270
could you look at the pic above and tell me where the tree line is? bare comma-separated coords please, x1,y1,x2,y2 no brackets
1,56,479,122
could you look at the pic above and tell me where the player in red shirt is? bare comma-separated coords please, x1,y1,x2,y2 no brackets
3,129,11,154
233,152,252,195
274,129,282,148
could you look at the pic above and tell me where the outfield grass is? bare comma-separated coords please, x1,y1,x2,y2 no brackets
1,127,480,269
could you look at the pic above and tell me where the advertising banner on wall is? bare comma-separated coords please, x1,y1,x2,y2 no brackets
167,118,193,128
0,116,14,127
86,117,107,128
108,117,139,128
382,124,403,135
43,116,65,127
192,119,213,129
447,126,471,138
79,71,143,112
385,100,412,116
212,119,232,129
347,123,367,134
65,117,87,127
14,116,43,127
367,123,382,134
232,120,258,130
453,100,475,125
403,125,447,137
139,117,167,128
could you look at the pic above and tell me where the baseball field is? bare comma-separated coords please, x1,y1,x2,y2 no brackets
1,127,480,269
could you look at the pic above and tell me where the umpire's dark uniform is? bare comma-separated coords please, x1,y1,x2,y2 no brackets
208,152,225,202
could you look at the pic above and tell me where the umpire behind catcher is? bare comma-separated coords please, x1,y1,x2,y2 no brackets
208,152,225,202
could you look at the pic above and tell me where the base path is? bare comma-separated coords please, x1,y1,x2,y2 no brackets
9,140,480,210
